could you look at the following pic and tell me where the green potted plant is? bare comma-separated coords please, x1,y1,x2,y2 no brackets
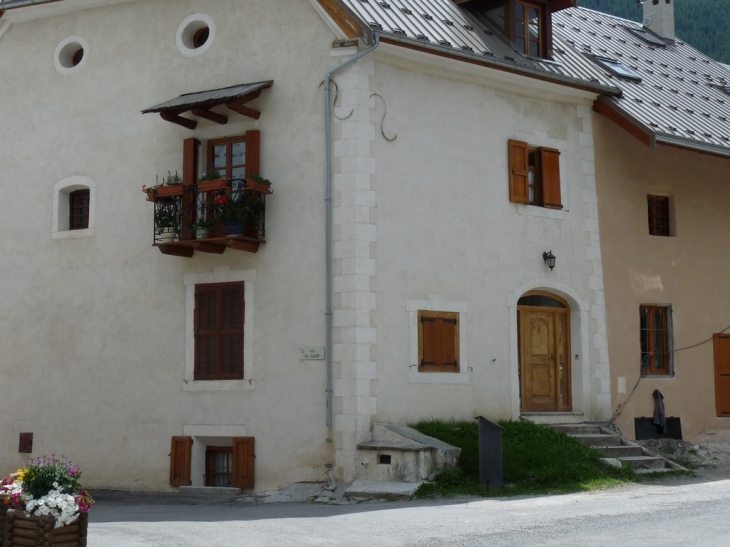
154,205,179,243
197,170,228,192
155,171,184,198
190,219,213,240
245,173,273,194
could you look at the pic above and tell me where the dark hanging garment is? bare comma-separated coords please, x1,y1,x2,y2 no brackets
652,389,666,433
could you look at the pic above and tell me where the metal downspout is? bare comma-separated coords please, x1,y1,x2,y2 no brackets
324,35,380,427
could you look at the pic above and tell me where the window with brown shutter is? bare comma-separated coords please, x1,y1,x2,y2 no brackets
194,282,244,380
418,310,460,373
508,140,561,209
169,436,192,486
713,334,730,417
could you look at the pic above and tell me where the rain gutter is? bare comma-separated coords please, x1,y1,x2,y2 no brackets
324,34,380,427
0,0,60,8
655,133,730,159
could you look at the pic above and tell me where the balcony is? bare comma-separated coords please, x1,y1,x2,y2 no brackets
148,178,270,257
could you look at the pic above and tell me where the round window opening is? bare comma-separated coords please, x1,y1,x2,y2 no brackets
58,42,85,69
177,15,215,56
193,26,209,49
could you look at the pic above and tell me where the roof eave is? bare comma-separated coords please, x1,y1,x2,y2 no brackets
655,134,730,159
378,33,621,97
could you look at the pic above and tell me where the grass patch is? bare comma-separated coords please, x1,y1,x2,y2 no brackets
411,419,635,498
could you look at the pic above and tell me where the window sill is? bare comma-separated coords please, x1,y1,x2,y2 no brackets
640,374,674,379
409,371,470,385
182,379,255,392
516,204,567,220
51,228,95,239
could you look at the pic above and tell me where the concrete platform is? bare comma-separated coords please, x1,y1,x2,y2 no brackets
345,479,424,498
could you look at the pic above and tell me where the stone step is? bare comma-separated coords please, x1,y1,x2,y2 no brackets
357,440,429,452
551,424,603,435
634,467,676,475
595,445,644,458
572,433,622,447
618,455,667,470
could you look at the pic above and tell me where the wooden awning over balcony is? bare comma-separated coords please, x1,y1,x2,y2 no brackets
142,81,273,129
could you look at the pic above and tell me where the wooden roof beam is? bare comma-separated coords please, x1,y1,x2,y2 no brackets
225,101,261,120
160,111,198,130
191,108,228,125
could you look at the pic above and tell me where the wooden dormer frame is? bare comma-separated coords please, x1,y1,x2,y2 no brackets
453,0,576,59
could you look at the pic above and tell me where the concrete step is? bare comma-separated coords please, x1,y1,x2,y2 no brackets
551,424,603,435
595,445,644,458
573,433,622,447
618,455,667,470
634,467,676,475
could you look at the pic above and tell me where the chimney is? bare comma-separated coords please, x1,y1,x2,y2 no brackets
643,0,675,41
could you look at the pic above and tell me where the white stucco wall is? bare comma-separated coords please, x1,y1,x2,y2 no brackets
329,44,611,479
0,0,337,492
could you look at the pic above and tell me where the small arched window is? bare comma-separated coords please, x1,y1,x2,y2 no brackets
52,176,96,239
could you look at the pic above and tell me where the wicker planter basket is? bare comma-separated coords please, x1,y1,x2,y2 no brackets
2,509,88,547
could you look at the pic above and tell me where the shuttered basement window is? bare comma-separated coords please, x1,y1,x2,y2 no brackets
418,310,460,373
194,282,244,380
508,139,562,209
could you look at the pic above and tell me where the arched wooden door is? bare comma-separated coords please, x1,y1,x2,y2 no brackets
518,292,572,412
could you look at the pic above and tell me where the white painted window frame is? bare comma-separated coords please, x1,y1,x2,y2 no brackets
51,176,96,239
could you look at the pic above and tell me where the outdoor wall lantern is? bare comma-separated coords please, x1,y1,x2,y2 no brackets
543,251,556,271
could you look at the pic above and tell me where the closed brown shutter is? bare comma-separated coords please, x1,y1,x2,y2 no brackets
195,283,244,380
170,436,192,486
232,437,255,489
714,334,730,417
418,311,459,372
540,147,562,210
508,139,529,204
245,130,260,178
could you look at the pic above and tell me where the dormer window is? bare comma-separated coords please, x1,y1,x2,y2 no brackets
514,1,545,57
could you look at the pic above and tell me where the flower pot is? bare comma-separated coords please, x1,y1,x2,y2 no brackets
197,178,229,192
3,509,88,547
155,185,184,198
145,190,155,202
244,179,272,194
156,230,176,243
226,221,243,236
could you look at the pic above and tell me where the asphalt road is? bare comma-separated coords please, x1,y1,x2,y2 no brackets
90,478,730,546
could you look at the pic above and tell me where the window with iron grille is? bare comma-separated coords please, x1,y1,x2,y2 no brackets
647,195,670,236
194,282,244,380
69,189,90,230
640,305,673,376
205,446,233,487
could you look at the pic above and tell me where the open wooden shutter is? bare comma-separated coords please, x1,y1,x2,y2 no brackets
419,311,459,372
508,139,529,204
540,147,562,210
245,130,260,178
170,436,192,486
181,138,199,241
714,334,730,417
232,437,255,489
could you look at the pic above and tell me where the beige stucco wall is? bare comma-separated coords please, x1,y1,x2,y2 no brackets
0,0,336,491
594,114,730,440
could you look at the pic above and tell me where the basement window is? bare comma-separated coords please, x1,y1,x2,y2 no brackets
594,57,642,82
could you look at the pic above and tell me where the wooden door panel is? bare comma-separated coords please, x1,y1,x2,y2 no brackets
557,312,571,411
521,311,557,412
